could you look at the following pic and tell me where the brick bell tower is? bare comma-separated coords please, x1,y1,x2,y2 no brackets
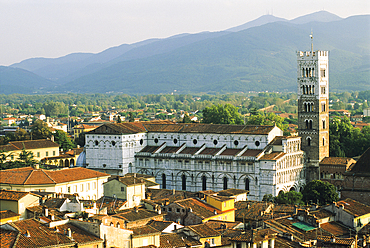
297,35,329,182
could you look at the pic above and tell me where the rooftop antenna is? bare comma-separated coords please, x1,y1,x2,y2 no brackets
310,30,313,52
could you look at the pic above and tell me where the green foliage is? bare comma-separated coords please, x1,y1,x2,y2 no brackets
182,113,192,123
302,180,339,205
246,112,288,132
275,191,304,205
329,116,370,157
54,130,75,152
17,147,37,167
202,104,243,125
75,132,86,148
262,194,274,203
30,120,52,140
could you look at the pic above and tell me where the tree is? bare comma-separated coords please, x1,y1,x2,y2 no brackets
75,132,86,148
275,191,304,205
302,180,339,205
202,104,243,125
182,113,192,123
54,130,75,152
17,147,37,167
30,120,52,140
246,112,288,132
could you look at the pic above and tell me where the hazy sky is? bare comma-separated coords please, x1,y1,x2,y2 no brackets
1,0,369,66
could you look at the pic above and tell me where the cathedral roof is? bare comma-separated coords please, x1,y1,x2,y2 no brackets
87,122,276,135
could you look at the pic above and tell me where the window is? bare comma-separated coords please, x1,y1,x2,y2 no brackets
154,138,159,144
46,151,49,156
321,103,326,112
93,182,96,189
245,178,250,191
182,175,186,191
81,184,84,192
307,137,311,146
322,120,326,129
255,141,260,147
121,187,125,192
213,139,218,145
67,187,71,193
168,207,172,212
322,137,325,146
53,151,56,156
87,183,90,191
321,86,326,94
193,139,197,145
176,208,180,213
74,185,77,192
37,152,40,157
223,177,228,190
234,140,239,146
202,175,207,191
320,69,326,78
162,174,166,189
173,138,178,144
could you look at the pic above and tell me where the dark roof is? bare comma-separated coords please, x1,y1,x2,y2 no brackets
217,188,249,197
235,201,273,221
186,223,220,238
160,233,201,248
336,198,370,217
111,208,161,222
147,220,173,232
348,147,370,174
0,210,20,219
0,229,18,248
173,198,220,219
54,222,103,244
43,198,67,209
130,225,161,237
320,157,356,166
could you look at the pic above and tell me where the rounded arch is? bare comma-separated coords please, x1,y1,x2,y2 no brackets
289,187,296,192
65,159,70,168
70,159,75,167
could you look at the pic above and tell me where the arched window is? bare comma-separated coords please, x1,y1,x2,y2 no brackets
307,137,311,146
223,177,228,190
162,174,166,189
116,222,120,228
309,120,313,129
182,175,186,191
202,175,207,191
322,119,326,129
322,137,325,146
245,178,250,191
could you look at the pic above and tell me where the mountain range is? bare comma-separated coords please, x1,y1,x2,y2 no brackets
2,11,369,95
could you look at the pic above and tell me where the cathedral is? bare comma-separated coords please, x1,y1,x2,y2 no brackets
84,46,328,201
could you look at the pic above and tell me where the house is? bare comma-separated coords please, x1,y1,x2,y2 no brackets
103,174,154,209
341,147,370,205
222,228,278,248
130,225,161,247
322,199,370,232
41,147,84,168
1,117,17,126
0,139,59,162
175,223,222,247
0,190,40,220
102,207,164,229
234,201,274,228
0,167,110,200
163,198,233,225
319,157,356,190
0,218,103,248
0,210,20,224
73,123,100,139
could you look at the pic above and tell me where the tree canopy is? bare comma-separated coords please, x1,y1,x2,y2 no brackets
202,104,243,125
302,180,339,205
30,120,52,140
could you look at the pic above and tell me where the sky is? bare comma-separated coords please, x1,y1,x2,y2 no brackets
1,0,369,66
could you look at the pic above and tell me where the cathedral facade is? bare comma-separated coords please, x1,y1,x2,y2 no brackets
85,122,305,200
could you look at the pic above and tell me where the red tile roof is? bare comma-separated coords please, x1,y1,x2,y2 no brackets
0,229,18,248
0,210,20,219
187,223,221,238
336,198,370,217
0,139,59,152
0,167,110,185
0,190,39,201
160,233,201,248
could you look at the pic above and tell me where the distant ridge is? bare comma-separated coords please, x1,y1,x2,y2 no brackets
2,11,369,95
226,15,287,32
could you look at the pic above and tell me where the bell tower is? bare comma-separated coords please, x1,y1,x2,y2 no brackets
297,37,329,182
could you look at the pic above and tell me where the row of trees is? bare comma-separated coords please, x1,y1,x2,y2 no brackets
0,120,76,151
263,180,339,206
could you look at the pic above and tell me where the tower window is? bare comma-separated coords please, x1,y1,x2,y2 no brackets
182,175,186,190
321,103,326,112
320,69,326,78
307,137,311,146
322,120,326,129
223,177,228,190
202,175,207,191
322,137,325,146
321,87,326,94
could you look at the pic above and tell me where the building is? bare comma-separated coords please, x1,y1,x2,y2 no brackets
0,167,110,200
0,210,20,225
297,49,330,182
341,147,370,205
0,139,59,162
73,123,100,139
319,157,356,190
86,122,305,200
0,190,40,220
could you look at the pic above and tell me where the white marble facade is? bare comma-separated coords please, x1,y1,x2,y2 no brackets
85,123,305,200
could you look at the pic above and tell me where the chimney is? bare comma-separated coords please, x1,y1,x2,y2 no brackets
24,230,31,237
35,164,39,169
44,207,48,217
67,228,72,238
173,189,176,195
294,205,298,215
157,207,162,215
51,215,55,221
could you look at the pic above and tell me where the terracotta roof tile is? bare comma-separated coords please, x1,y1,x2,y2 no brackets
130,225,161,237
187,223,220,238
173,198,220,219
110,208,162,222
260,152,285,160
348,147,370,174
0,229,18,248
56,222,103,244
0,210,20,219
199,148,220,155
336,198,370,217
0,139,59,152
320,221,351,236
0,190,39,201
0,167,110,185
240,149,263,157
219,148,242,156
160,233,201,248
320,157,356,166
